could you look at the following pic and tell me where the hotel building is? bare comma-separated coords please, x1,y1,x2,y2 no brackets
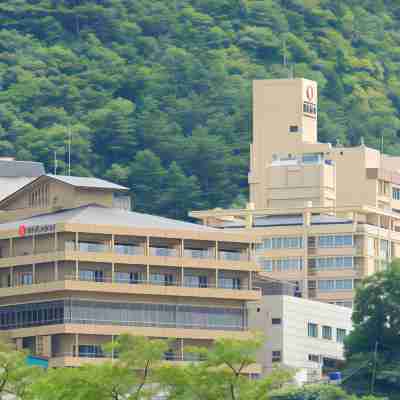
0,172,261,369
191,78,400,308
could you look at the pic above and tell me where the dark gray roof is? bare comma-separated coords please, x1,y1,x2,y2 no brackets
46,175,128,191
0,160,44,177
0,205,219,232
220,214,352,229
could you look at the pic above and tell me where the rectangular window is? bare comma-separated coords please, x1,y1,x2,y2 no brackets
307,236,316,248
302,153,322,164
318,235,353,248
271,318,282,325
322,325,332,340
336,328,347,343
308,354,320,363
393,187,400,200
317,279,353,292
262,237,303,250
258,257,303,272
308,322,318,338
272,350,282,362
309,257,354,271
289,125,299,133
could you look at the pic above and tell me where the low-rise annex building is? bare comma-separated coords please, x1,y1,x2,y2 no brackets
248,281,352,383
0,174,261,370
191,77,400,308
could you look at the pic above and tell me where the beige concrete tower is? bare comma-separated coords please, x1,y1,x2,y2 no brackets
249,78,332,209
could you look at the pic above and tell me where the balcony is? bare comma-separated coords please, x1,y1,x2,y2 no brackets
219,251,247,261
0,275,261,302
149,247,178,257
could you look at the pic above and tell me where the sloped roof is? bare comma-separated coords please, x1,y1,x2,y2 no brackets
0,177,36,202
46,175,128,190
0,160,45,178
0,204,219,232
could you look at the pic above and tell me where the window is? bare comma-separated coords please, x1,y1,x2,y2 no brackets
302,153,322,164
317,279,353,292
184,275,208,288
0,300,247,332
308,322,318,338
150,273,175,286
78,344,103,358
258,257,303,273
307,236,316,248
262,236,303,250
318,235,353,248
336,328,347,343
308,354,320,363
272,351,282,362
308,257,354,271
79,270,104,282
322,326,332,340
289,125,299,133
393,187,400,200
272,318,282,325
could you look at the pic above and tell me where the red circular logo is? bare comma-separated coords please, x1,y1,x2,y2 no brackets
306,86,315,102
18,225,26,237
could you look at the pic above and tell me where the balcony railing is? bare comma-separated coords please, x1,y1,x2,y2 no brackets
114,244,144,256
149,247,178,257
219,251,247,261
1,275,256,292
52,351,207,362
2,243,252,263
184,249,213,259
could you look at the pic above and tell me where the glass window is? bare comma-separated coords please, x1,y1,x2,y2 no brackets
302,153,321,164
318,235,353,248
308,354,320,363
272,351,281,362
308,322,318,338
322,325,332,340
393,187,400,200
310,257,354,271
336,328,347,343
271,318,282,325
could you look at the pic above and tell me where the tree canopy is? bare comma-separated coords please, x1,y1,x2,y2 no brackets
1,1,400,219
344,260,400,399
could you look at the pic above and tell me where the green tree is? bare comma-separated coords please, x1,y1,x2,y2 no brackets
268,383,381,400
158,336,293,400
344,259,400,398
0,338,43,399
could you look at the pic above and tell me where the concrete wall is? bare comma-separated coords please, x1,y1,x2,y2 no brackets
248,295,352,379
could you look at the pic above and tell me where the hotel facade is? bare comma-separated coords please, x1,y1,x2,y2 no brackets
191,78,400,308
0,170,261,369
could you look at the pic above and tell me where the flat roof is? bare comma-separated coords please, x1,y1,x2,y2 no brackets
219,214,352,229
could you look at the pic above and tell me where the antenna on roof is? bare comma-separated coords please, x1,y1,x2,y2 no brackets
54,150,58,175
67,124,72,176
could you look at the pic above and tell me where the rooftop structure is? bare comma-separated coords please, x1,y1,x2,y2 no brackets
0,174,261,370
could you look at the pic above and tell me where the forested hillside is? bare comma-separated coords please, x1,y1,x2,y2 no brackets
1,1,400,219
